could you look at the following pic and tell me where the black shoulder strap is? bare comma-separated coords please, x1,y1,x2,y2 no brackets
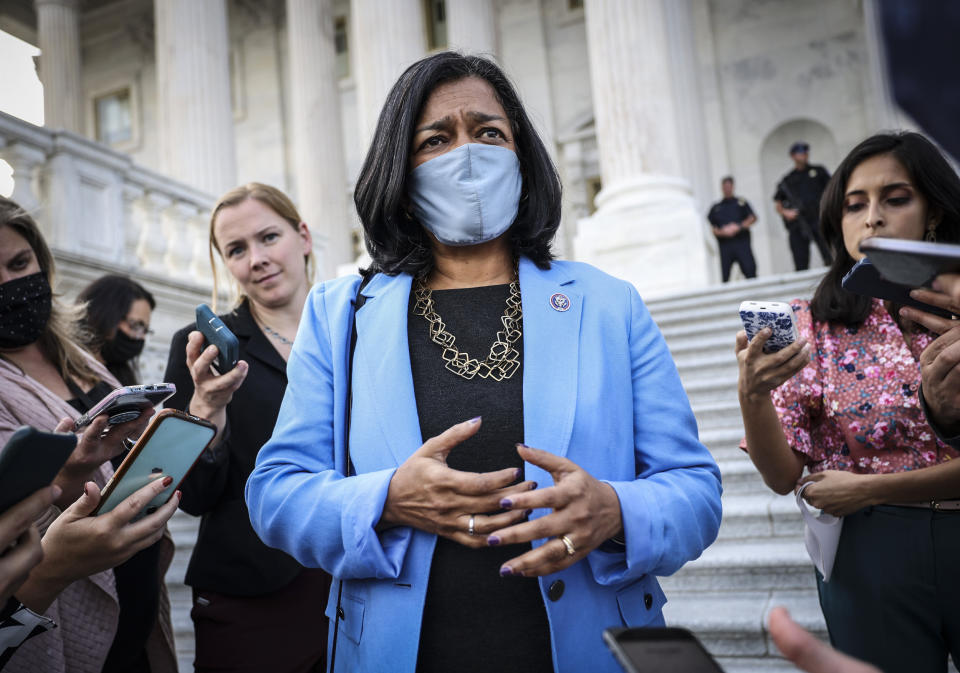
330,270,374,672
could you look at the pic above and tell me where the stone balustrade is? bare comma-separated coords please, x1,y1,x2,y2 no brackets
0,109,215,287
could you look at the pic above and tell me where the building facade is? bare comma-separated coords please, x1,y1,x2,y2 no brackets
1,0,905,295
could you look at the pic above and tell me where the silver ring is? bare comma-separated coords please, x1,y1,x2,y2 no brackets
468,514,477,536
559,535,576,556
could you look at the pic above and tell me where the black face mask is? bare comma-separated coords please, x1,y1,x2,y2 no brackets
0,271,52,349
101,328,145,364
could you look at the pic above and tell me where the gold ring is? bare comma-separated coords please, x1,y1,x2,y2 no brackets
468,514,477,536
559,535,576,556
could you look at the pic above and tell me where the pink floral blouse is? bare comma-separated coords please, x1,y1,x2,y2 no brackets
744,298,960,474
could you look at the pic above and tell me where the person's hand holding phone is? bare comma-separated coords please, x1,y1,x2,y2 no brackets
736,329,811,404
14,477,179,614
51,411,153,508
185,330,248,439
0,485,59,606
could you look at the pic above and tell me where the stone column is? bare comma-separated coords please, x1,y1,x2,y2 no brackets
35,0,83,133
154,0,236,197
574,0,709,295
351,0,426,144
446,0,497,57
286,0,351,279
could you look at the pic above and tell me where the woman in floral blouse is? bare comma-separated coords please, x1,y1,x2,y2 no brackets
737,132,960,673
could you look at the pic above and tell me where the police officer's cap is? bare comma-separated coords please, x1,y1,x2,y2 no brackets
789,141,810,155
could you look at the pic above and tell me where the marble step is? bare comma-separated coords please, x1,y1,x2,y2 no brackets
717,492,802,540
683,374,740,406
662,589,827,659
662,537,814,594
717,457,771,494
693,398,744,432
676,351,741,384
645,269,823,318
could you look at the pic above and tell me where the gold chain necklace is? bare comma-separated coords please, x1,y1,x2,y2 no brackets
413,276,523,381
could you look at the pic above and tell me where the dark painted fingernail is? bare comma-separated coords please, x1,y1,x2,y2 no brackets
524,509,534,517
514,468,522,480
528,482,538,490
161,476,173,487
500,566,513,576
468,416,482,424
516,443,531,449
487,535,501,546
500,498,513,509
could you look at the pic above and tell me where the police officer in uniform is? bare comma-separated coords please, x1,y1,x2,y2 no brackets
774,141,833,271
708,176,757,282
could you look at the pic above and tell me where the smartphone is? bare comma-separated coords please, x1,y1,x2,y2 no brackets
860,237,960,287
73,383,176,430
196,304,239,374
841,257,954,319
93,409,216,520
0,427,77,514
603,627,725,673
738,301,798,353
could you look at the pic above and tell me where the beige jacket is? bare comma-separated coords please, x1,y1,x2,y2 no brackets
0,354,177,673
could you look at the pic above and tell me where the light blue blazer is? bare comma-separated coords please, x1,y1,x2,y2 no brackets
246,257,722,673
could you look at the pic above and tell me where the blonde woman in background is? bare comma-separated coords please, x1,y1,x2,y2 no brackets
163,183,331,673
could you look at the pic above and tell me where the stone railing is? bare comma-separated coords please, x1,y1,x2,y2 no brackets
0,110,216,286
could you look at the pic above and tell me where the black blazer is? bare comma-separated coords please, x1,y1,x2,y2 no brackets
164,300,306,596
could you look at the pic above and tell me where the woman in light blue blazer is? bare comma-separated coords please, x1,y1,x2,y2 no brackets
246,52,722,673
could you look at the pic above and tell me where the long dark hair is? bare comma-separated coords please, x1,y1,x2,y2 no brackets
77,274,156,351
0,197,100,385
354,51,562,276
811,132,960,326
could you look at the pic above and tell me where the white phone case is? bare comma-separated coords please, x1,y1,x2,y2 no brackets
739,300,798,353
96,410,215,520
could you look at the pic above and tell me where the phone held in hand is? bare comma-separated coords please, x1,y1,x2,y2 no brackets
859,237,960,287
196,304,239,374
0,427,77,514
738,301,798,353
603,627,725,673
841,257,954,319
73,383,177,430
93,408,216,520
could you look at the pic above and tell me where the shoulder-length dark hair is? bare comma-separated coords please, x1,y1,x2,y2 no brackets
354,51,562,276
811,132,960,326
77,274,156,351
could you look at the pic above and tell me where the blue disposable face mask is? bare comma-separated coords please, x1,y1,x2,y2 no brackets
408,143,522,246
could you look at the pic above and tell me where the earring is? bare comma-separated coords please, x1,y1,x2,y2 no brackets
926,223,937,242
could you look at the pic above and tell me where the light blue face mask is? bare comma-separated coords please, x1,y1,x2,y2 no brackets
408,143,522,246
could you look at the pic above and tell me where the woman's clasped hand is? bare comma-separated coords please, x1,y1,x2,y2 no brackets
379,418,534,546
381,417,624,577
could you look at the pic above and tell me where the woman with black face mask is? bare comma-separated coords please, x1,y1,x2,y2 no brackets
0,196,178,673
76,274,156,386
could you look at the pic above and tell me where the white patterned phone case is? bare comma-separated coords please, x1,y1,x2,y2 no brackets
738,301,798,353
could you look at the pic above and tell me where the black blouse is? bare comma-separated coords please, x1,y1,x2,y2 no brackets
408,283,553,673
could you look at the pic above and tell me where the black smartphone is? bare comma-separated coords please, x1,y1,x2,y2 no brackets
94,409,216,520
841,258,954,319
195,304,239,374
603,627,725,673
73,383,177,430
0,427,77,514
860,237,960,287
